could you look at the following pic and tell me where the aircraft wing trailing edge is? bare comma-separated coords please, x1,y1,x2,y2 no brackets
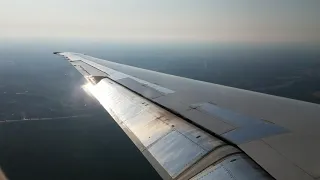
56,52,320,180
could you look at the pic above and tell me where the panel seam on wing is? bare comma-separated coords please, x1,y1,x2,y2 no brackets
260,139,314,178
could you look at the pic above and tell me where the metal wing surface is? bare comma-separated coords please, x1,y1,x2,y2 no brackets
56,52,320,180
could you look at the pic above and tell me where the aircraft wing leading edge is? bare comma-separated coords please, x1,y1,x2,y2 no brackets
56,52,320,180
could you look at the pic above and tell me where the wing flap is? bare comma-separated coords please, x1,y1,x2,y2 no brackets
240,140,313,180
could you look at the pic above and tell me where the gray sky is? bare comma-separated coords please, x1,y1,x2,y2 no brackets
1,0,320,42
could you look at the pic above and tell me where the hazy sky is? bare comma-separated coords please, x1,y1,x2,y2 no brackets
1,0,320,42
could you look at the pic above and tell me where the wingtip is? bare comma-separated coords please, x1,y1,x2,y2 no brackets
53,52,61,55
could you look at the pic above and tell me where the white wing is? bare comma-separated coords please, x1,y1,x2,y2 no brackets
56,52,320,180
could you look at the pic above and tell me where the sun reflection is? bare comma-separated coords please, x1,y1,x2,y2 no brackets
81,82,95,97
81,81,109,106
80,80,118,118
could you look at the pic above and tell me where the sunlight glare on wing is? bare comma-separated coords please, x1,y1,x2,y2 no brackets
81,80,114,113
81,82,95,97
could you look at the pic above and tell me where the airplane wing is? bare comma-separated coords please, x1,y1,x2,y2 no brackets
55,52,320,180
